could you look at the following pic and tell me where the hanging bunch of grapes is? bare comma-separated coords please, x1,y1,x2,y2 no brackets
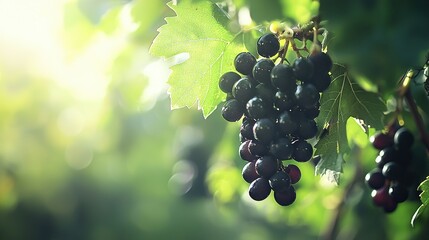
218,22,332,206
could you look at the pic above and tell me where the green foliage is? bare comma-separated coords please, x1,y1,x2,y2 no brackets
315,65,386,184
412,176,429,226
150,0,246,117
319,0,429,96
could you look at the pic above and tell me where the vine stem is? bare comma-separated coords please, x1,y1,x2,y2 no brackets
404,89,429,153
322,148,363,240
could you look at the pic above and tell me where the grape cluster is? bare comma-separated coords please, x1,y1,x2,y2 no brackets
366,127,414,212
219,33,332,206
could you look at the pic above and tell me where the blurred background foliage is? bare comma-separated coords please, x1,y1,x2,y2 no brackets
0,0,428,239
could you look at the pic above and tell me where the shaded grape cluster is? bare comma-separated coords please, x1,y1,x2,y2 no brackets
218,33,332,206
366,127,414,213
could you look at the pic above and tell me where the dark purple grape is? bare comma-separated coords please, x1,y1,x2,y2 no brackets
292,140,313,162
389,184,408,203
394,127,414,150
270,137,293,160
372,187,398,213
234,52,256,75
295,84,320,109
285,164,301,184
370,132,393,150
240,118,255,140
249,178,271,201
255,155,279,178
242,161,259,183
274,91,296,111
274,186,296,206
253,118,276,144
371,188,388,207
383,198,398,213
219,71,241,93
310,73,331,92
382,162,403,180
269,171,291,192
248,140,269,157
239,140,257,161
297,119,317,139
278,111,298,135
255,83,276,103
365,169,386,190
253,59,275,84
256,33,280,58
375,146,398,168
293,57,314,82
302,103,320,118
232,77,255,103
246,97,270,120
271,64,296,93
308,51,332,75
221,99,244,122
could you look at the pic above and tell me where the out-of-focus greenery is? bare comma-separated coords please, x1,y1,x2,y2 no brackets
0,0,428,240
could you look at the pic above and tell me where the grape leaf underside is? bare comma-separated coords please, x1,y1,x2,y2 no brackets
315,65,386,184
412,176,429,226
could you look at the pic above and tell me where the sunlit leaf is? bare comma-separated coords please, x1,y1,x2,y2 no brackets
150,0,246,117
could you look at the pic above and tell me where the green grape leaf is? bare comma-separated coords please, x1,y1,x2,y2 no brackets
411,176,429,227
150,0,246,117
315,65,386,184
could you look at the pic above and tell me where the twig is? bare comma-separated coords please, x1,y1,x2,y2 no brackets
322,148,363,240
404,89,429,153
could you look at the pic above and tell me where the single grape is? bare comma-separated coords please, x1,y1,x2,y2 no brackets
274,91,296,111
285,164,301,184
253,59,275,84
394,127,414,150
382,162,403,180
246,97,270,120
274,186,296,206
365,169,386,190
383,197,398,213
232,77,255,103
240,118,255,140
278,111,298,135
310,73,331,92
248,140,269,157
308,51,332,75
234,52,256,75
292,140,313,162
255,155,279,178
295,84,320,109
293,57,314,82
219,71,241,93
239,140,257,161
302,103,320,119
221,99,244,122
389,184,408,203
370,132,393,150
271,64,297,93
270,137,293,160
269,171,291,192
242,161,259,183
248,178,271,201
255,83,276,103
371,187,389,207
297,119,317,139
253,118,276,144
375,146,398,168
256,33,280,58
